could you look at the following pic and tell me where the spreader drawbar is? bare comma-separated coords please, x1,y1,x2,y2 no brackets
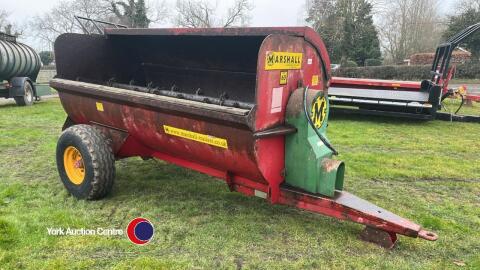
52,26,438,248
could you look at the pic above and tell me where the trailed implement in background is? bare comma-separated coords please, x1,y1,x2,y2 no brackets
329,23,480,122
0,32,45,106
51,26,437,248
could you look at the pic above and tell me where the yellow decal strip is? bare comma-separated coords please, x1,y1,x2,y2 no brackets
280,71,288,85
163,125,228,149
265,52,303,70
312,75,319,86
96,102,104,112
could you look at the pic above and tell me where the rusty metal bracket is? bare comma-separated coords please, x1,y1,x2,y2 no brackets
90,122,129,154
360,226,398,249
253,125,297,138
418,229,438,241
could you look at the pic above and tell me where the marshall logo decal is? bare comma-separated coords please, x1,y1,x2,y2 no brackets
265,52,303,70
311,96,327,129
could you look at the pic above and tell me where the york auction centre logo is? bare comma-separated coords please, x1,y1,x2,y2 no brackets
46,217,154,245
126,217,155,245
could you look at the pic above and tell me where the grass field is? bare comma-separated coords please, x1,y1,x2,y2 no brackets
0,99,479,269
450,79,480,85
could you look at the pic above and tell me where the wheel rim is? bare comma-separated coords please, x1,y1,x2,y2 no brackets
25,84,33,103
63,146,85,185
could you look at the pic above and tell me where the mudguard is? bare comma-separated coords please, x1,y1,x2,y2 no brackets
8,77,36,97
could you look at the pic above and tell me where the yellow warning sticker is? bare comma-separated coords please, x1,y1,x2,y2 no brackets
312,75,319,86
265,52,303,70
96,102,104,112
280,71,288,85
311,96,327,129
163,125,228,149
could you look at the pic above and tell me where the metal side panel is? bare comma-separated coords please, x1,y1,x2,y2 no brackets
330,97,433,109
50,78,253,128
329,87,430,103
330,107,434,120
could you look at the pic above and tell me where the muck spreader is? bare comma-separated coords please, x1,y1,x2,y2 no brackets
51,26,438,248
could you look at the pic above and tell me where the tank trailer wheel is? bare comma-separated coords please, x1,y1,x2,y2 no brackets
56,124,115,200
14,82,34,106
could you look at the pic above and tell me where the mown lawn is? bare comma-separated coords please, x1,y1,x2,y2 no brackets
450,79,480,85
0,99,479,269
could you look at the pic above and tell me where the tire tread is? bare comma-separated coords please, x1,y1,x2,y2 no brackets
60,124,115,200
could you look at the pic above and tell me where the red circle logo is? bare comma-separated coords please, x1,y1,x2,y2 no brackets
126,217,154,245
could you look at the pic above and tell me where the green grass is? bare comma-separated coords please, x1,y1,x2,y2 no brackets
442,97,480,116
449,79,480,84
0,99,479,269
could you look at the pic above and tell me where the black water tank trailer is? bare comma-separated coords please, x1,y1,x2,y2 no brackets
0,32,42,106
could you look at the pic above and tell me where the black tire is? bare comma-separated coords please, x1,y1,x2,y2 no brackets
56,124,115,200
14,82,34,106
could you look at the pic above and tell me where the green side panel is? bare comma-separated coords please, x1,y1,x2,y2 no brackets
285,89,344,197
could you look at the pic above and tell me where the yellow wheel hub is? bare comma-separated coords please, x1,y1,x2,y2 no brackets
63,146,85,185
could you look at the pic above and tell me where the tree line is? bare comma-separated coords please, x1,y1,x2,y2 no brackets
0,0,478,66
307,0,480,66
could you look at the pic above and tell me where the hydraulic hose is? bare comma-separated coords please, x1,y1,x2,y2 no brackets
303,87,338,156
455,94,464,115
441,89,464,115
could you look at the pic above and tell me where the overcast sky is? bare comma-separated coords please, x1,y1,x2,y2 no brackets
2,0,458,50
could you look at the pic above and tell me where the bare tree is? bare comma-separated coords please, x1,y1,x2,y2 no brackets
174,0,253,28
108,0,168,27
378,0,444,63
174,0,214,27
148,0,170,26
304,0,385,23
305,0,341,58
110,0,150,27
29,0,168,49
29,0,117,49
0,9,26,37
456,0,480,13
223,0,252,27
0,9,9,30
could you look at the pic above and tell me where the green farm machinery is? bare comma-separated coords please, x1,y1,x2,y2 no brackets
0,32,52,106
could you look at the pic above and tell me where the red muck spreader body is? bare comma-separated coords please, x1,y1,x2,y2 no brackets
51,27,437,248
